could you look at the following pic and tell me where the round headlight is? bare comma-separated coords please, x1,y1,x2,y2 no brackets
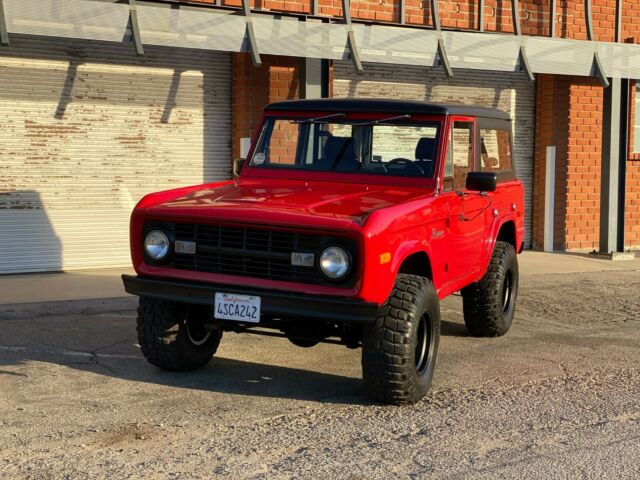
319,246,351,279
144,230,170,261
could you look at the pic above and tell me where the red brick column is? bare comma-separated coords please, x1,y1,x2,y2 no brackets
564,78,604,251
231,54,301,161
232,53,269,161
533,75,567,250
533,75,604,251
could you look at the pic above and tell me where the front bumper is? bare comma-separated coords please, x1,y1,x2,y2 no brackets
122,275,379,323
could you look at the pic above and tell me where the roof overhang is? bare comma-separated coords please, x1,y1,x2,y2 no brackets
1,0,639,80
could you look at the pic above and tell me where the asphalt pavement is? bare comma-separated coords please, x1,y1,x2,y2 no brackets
1,262,639,479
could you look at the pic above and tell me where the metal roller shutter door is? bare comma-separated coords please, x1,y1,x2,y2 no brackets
0,36,231,274
333,61,535,248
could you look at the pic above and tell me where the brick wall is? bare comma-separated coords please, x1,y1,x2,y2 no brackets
552,77,571,251
564,78,603,251
622,1,640,40
533,75,640,251
532,74,555,249
184,0,640,41
532,75,604,251
232,53,269,160
231,54,300,161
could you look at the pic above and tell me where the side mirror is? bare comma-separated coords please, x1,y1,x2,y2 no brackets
233,158,244,178
466,172,497,192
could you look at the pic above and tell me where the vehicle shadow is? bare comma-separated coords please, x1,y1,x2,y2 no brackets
0,312,372,406
440,320,469,337
2,310,469,405
134,356,370,405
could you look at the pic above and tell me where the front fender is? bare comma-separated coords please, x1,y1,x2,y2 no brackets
359,201,446,305
360,237,436,305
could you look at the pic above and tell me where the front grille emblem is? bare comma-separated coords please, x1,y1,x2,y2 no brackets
291,252,314,267
175,240,196,255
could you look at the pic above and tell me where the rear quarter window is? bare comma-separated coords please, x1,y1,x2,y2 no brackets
480,129,512,172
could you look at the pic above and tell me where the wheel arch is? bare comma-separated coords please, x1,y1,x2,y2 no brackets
478,218,520,279
496,220,517,250
398,251,433,281
371,242,438,305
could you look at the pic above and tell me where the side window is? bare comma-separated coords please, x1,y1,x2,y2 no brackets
371,125,438,162
443,122,473,191
252,119,299,166
269,120,299,165
480,129,512,171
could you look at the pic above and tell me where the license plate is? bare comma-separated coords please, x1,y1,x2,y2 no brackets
214,292,261,323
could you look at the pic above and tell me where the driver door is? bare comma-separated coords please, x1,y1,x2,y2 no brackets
441,118,488,284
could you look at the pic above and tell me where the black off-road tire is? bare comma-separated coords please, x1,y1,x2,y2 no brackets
361,274,441,405
461,241,519,337
137,297,222,371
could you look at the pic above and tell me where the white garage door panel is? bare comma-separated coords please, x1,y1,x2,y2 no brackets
333,61,535,247
0,210,130,272
0,36,231,274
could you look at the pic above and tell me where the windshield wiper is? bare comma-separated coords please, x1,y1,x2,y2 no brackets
294,113,346,124
352,114,411,126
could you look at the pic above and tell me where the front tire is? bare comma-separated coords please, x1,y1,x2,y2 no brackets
361,274,441,405
461,241,519,337
137,297,222,371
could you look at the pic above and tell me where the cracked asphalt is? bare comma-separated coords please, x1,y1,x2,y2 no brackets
1,268,639,479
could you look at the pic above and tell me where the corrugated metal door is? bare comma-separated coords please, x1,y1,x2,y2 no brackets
0,36,231,274
333,62,535,247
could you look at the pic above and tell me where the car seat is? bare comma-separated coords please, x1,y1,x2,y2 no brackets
414,137,438,175
317,136,357,171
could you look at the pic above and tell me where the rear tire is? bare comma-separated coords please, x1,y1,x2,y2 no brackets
361,274,440,405
461,241,519,337
137,297,221,371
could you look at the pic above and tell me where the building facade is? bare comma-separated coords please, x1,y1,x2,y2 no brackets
0,0,638,273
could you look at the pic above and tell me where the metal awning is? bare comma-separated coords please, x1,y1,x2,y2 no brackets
1,0,639,80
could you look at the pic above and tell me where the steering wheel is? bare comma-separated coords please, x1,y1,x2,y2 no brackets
386,158,425,175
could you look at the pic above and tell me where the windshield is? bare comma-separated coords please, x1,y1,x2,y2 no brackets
249,116,442,178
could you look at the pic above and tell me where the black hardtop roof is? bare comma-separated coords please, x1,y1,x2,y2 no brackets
265,98,511,121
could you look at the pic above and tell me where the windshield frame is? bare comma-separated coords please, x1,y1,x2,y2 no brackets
240,110,446,188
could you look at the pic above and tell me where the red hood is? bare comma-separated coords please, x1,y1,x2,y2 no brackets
144,178,435,229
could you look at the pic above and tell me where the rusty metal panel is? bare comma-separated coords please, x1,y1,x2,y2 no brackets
0,36,231,273
333,61,535,247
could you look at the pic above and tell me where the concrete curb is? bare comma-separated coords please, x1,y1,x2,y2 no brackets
0,296,138,320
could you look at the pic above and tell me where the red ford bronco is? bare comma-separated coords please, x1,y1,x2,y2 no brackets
122,98,525,405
